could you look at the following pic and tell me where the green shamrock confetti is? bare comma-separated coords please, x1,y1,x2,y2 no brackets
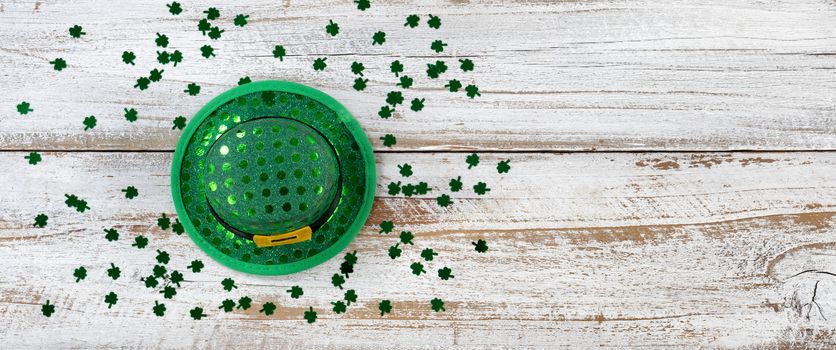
219,299,235,312
184,83,201,96
171,50,183,66
473,239,488,253
304,307,317,323
388,244,402,259
237,296,252,310
272,45,286,61
410,98,425,112
405,15,420,28
106,263,121,280
260,302,276,316
69,25,86,38
436,60,448,73
173,116,187,130
380,221,394,234
426,63,441,79
313,57,328,71
149,68,164,82
402,183,415,196
161,286,177,299
134,77,150,90
234,14,249,27
398,163,413,177
50,58,67,71
427,15,441,29
400,231,414,245
122,186,138,199
466,153,480,169
410,262,426,276
430,40,447,53
372,31,386,45
155,33,169,48
208,26,224,40
203,7,220,20
123,108,138,122
172,219,184,235
465,84,481,98
169,270,184,287
198,19,211,35
340,261,354,277
188,260,204,273
380,134,397,147
345,251,358,265
25,152,41,165
353,78,368,91
436,194,452,207
390,60,404,77
416,182,431,195
350,61,365,76
332,300,347,314
200,45,215,58
83,116,97,131
325,20,340,36
446,79,462,92
133,235,149,249
157,51,171,64
143,275,159,288
397,76,413,89
190,307,207,320
221,278,237,291
430,298,445,312
167,2,182,15
64,194,90,212
473,182,490,195
449,176,463,192
387,181,401,195
438,267,454,280
41,300,55,317
73,266,87,282
17,101,33,115
157,213,171,230
104,228,119,242
121,51,136,65
104,292,118,308
354,0,370,11
386,91,404,106
420,248,438,261
378,300,392,316
156,249,170,264
153,264,167,278
238,76,252,85
331,273,345,289
33,213,48,227
497,160,511,173
460,59,475,72
287,285,304,299
153,301,166,316
344,289,357,305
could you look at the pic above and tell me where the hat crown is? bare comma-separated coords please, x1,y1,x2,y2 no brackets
202,117,340,235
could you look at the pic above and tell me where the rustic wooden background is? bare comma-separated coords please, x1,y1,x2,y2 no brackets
2,0,835,348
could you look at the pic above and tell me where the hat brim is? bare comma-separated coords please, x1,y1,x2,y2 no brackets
171,80,376,275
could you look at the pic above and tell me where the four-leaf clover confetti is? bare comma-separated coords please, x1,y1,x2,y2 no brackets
399,231,414,245
190,307,207,320
287,285,304,299
332,300,347,314
388,244,402,259
104,228,119,242
304,307,317,323
221,278,237,291
122,186,138,199
166,2,182,15
201,45,216,58
69,25,86,38
42,300,55,317
420,248,438,261
410,262,426,276
33,213,48,227
155,33,169,48
473,182,490,195
436,194,452,207
398,163,413,177
405,15,420,28
50,58,67,71
25,152,41,165
465,84,481,98
234,14,249,27
153,301,166,316
237,296,252,310
156,249,170,264
446,79,462,92
460,59,475,72
188,260,204,273
379,220,394,234
219,299,235,312
204,7,220,20
260,302,276,316
313,57,328,71
427,15,441,29
17,101,33,115
430,298,445,312
430,40,447,53
124,108,138,122
132,235,149,249
353,78,368,91
325,20,340,36
473,239,489,253
497,160,511,173
438,267,454,280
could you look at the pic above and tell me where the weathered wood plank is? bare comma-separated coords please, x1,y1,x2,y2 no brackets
1,0,835,151
1,152,834,348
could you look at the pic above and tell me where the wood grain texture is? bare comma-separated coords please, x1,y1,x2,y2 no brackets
2,152,835,348
1,0,836,151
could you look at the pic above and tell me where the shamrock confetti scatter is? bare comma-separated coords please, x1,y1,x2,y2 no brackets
69,25,86,38
134,77,150,90
380,134,397,147
104,228,119,242
313,57,328,71
304,307,317,323
200,45,215,58
420,248,438,261
466,84,481,98
169,270,184,287
410,98,425,112
387,181,401,195
398,163,413,177
460,59,475,72
221,278,237,291
386,91,404,106
372,31,386,45
155,33,169,48
208,26,224,40
344,289,357,305
449,177,463,192
397,76,413,89
161,286,177,299
157,213,171,230
133,235,149,249
234,14,249,27
438,267,454,280
260,302,276,316
156,249,170,264
104,292,118,308
350,61,365,76
173,116,187,130
64,194,90,212
42,300,55,317
153,301,166,316
405,15,420,28
430,298,445,312
25,152,41,165
121,51,136,65
390,60,404,76
73,266,87,282
287,285,304,299
198,19,211,35
446,79,462,92
188,260,204,273
332,300,347,314
410,262,426,276
466,153,480,169
148,68,164,82
124,108,138,122
33,213,48,227
473,182,490,195
427,15,442,29
354,0,370,11
107,263,121,280
325,20,340,36
388,244,402,259
203,7,220,20
143,275,159,288
122,186,138,199
238,76,252,85
50,58,67,71
497,160,511,173
353,78,368,91
379,221,394,234
219,299,235,312
400,231,414,245
473,239,489,253
379,300,392,316
153,264,167,278
331,273,345,289
272,45,286,61
166,2,182,15
17,101,33,115
172,219,184,235
430,40,447,53
436,194,452,207
83,116,97,131
171,50,183,66
237,296,252,310
190,307,207,320
184,83,201,96
157,51,171,64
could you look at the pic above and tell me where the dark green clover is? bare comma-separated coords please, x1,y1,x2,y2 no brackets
25,152,41,165
184,83,200,96
104,228,119,242
237,296,252,310
172,219,184,235
415,182,431,195
410,98,425,112
234,14,249,27
238,76,252,85
171,50,183,66
313,57,327,71
388,244,401,259
83,116,97,131
449,176,463,192
404,15,419,28
260,302,276,316
325,20,339,36
221,278,237,291
380,134,397,147
156,249,170,264
465,84,481,98
386,91,404,106
69,25,86,38
73,266,87,282
17,101,33,115
50,58,67,71
399,231,414,245
331,300,347,314
153,264,166,278
436,60,448,73
203,7,220,20
287,285,304,299
497,160,511,173
390,60,404,77
350,61,365,76
157,213,170,230
438,267,454,280
344,289,357,305
107,263,121,280
430,298,445,312
436,194,452,207
304,307,317,323
172,116,187,130
200,45,215,58
472,239,488,253
466,153,480,169
104,292,118,309
170,270,184,287
190,306,207,320
354,0,370,11
33,213,48,227
397,76,413,89
377,105,393,119
208,26,224,40
331,273,345,289
143,275,159,288
134,77,150,90
378,300,392,316
153,301,166,316
379,221,394,234
410,262,425,276
41,300,55,317
353,78,368,91
149,68,164,82
426,63,440,79
272,45,286,61
387,181,401,195
155,33,169,48
427,15,441,29
198,19,211,35
459,59,474,72
161,286,176,299
398,163,413,177
133,235,149,249
372,31,386,45
402,183,415,197
122,186,138,199
157,51,171,65
420,248,437,261
188,260,204,273
473,182,490,195
430,40,447,53
167,2,182,15
124,108,138,122
219,299,235,312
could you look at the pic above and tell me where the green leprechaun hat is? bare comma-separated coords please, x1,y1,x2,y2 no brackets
171,80,376,275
